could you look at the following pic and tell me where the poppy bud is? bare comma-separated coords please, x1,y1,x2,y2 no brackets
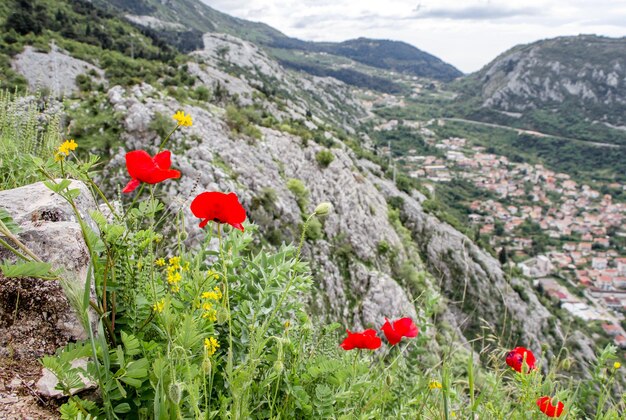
274,361,284,374
216,307,229,325
385,374,393,386
314,202,332,216
168,382,183,404
202,358,212,375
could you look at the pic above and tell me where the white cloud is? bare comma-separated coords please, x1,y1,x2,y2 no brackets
201,0,626,73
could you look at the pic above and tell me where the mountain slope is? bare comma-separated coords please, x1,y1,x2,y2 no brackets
455,35,626,145
93,0,462,86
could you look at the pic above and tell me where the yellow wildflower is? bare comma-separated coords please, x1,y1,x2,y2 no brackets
172,110,193,127
55,139,78,161
284,321,290,329
614,362,621,369
155,258,166,267
152,299,165,313
428,381,442,390
167,271,182,285
202,310,217,322
168,256,181,268
202,291,218,300
204,337,220,356
201,287,222,301
58,139,78,155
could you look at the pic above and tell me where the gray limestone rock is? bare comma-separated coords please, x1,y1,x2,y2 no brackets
11,44,105,97
36,358,95,398
0,180,96,360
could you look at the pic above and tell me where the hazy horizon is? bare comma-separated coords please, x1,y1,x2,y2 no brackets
201,0,626,73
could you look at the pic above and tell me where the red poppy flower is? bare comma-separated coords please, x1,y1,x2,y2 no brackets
122,150,181,193
506,347,536,373
190,192,246,231
537,396,564,417
381,317,419,345
340,329,381,350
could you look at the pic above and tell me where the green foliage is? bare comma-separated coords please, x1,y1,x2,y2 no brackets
305,216,323,241
286,178,309,212
377,240,391,256
192,85,211,102
0,260,54,278
0,0,183,88
0,90,63,189
149,111,175,139
315,149,334,168
66,92,123,153
225,105,263,140
0,208,21,234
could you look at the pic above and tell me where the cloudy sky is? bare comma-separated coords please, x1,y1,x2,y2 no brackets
201,0,626,73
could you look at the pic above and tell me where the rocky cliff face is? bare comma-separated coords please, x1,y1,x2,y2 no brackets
469,35,626,125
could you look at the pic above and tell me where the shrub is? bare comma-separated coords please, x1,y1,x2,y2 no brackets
315,149,334,168
225,105,263,139
192,85,210,102
305,216,323,241
0,91,61,189
286,178,309,212
377,240,391,255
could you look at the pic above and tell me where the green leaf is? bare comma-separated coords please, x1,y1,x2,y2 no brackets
125,358,149,378
89,210,107,228
120,376,142,388
121,331,141,356
45,179,72,193
0,208,21,234
66,188,81,200
113,403,131,414
0,261,53,278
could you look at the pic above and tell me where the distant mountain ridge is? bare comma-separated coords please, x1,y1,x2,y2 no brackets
93,0,462,86
455,35,626,144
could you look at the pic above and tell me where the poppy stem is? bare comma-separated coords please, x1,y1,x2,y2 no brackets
296,213,315,263
217,224,234,377
124,183,145,219
84,173,120,221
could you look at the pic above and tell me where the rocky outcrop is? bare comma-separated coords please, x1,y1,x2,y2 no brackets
12,44,105,97
372,175,598,365
189,33,367,129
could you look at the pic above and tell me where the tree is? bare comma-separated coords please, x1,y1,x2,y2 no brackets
498,247,508,265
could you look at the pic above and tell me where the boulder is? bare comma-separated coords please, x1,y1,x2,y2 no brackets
0,180,96,359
